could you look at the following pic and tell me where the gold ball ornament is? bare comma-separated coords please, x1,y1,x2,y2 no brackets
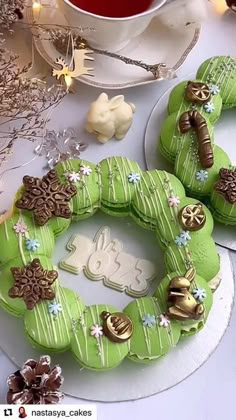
101,311,133,343
179,203,206,231
185,81,211,104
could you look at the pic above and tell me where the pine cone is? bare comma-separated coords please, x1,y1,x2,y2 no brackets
14,8,24,20
226,0,236,10
7,356,64,404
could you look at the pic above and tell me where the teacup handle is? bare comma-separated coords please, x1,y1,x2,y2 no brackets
152,0,207,26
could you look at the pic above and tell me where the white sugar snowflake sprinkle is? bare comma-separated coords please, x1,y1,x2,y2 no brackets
159,314,170,328
196,170,208,182
90,324,103,339
48,301,63,316
66,171,80,183
128,172,141,184
80,165,92,176
203,102,215,113
192,288,207,303
209,84,220,95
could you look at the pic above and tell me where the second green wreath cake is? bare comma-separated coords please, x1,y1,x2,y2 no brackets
159,55,236,225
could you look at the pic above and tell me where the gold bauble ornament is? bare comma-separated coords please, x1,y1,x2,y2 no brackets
101,311,133,343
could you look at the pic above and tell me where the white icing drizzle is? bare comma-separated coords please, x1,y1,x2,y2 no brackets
136,299,152,355
72,323,83,359
113,156,127,202
80,309,89,362
154,297,173,348
18,233,26,266
134,174,154,224
89,305,105,368
106,159,117,202
122,157,136,200
145,172,167,232
169,92,187,152
54,286,67,344
104,305,110,367
4,221,9,241
151,298,163,352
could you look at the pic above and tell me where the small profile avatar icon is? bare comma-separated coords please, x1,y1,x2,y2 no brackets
18,407,27,419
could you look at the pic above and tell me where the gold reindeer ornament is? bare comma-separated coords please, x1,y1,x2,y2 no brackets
101,311,133,343
167,268,205,321
52,49,94,86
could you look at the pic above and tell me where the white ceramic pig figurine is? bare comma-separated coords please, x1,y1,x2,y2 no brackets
85,92,136,143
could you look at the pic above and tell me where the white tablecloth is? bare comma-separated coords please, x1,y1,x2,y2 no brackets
0,8,236,420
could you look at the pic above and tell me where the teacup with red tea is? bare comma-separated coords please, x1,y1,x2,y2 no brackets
57,0,166,51
69,0,154,18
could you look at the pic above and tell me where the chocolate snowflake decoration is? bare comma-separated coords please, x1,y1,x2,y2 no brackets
15,170,77,226
9,259,58,310
7,355,64,404
214,168,236,204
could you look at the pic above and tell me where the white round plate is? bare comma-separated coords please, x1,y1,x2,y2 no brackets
145,81,236,251
26,0,200,89
0,237,233,402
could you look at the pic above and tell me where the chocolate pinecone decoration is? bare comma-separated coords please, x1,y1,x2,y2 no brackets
14,8,24,20
226,0,236,11
7,356,64,405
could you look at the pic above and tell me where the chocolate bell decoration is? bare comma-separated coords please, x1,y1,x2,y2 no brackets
167,268,205,321
179,203,206,231
185,81,211,104
101,311,133,343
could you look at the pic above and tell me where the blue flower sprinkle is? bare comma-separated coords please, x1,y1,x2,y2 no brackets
25,238,40,252
175,231,191,247
142,313,157,328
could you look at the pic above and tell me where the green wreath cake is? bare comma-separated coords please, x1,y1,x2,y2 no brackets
0,157,220,370
159,56,236,225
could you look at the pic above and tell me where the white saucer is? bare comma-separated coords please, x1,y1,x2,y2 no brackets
26,0,200,89
145,80,236,251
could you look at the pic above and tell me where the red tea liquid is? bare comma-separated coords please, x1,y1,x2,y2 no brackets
69,0,154,18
